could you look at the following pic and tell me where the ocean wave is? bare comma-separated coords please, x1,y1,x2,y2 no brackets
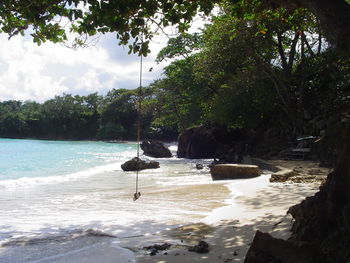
0,162,123,189
156,174,212,186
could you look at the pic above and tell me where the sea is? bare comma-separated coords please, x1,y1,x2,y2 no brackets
0,138,235,263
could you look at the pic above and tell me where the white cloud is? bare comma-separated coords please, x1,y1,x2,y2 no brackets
0,16,206,102
0,33,166,102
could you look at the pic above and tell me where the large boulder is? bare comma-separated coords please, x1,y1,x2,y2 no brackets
177,124,246,159
177,126,217,159
140,140,172,158
210,164,260,180
121,157,160,171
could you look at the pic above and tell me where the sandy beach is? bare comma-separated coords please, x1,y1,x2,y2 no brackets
120,160,327,263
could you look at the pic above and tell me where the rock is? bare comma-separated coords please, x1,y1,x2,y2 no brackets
188,241,209,253
210,164,260,180
196,164,204,169
121,157,159,171
284,130,350,262
244,231,321,263
140,140,172,158
143,243,172,256
177,126,218,159
177,124,246,159
270,169,298,182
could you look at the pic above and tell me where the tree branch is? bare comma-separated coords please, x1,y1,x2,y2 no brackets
276,32,288,71
287,32,300,73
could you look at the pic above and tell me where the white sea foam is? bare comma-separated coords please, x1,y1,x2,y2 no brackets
0,162,123,189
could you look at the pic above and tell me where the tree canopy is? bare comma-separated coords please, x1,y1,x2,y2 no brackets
1,0,349,53
0,0,214,55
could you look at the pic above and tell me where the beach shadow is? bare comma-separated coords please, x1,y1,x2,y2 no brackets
0,219,179,263
0,181,320,263
133,213,293,263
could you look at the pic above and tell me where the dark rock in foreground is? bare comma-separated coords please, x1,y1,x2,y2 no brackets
121,157,160,171
188,241,209,253
143,243,172,256
245,231,321,263
196,163,204,169
141,140,172,158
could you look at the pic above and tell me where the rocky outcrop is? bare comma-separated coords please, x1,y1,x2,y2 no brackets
177,125,218,158
286,158,350,262
140,140,172,158
210,164,260,180
121,157,160,171
177,124,246,159
245,127,350,263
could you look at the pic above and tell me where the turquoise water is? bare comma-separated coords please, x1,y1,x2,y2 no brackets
0,139,136,181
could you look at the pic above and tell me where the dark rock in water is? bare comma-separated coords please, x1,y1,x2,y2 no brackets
196,163,204,169
244,231,321,263
141,140,172,158
143,243,172,256
121,157,159,171
188,241,209,253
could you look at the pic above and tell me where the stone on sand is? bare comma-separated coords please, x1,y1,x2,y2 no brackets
210,164,260,180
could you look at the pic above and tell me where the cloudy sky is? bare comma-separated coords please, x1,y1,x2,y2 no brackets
0,29,172,102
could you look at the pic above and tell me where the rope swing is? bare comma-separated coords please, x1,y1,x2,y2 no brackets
133,36,143,202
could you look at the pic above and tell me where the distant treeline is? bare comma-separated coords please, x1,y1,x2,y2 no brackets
0,89,177,141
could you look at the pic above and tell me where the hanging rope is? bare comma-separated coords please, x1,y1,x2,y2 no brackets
133,37,143,202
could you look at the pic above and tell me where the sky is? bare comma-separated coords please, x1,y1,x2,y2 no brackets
0,29,172,102
0,10,212,103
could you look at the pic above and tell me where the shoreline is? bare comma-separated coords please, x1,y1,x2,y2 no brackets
0,157,327,263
